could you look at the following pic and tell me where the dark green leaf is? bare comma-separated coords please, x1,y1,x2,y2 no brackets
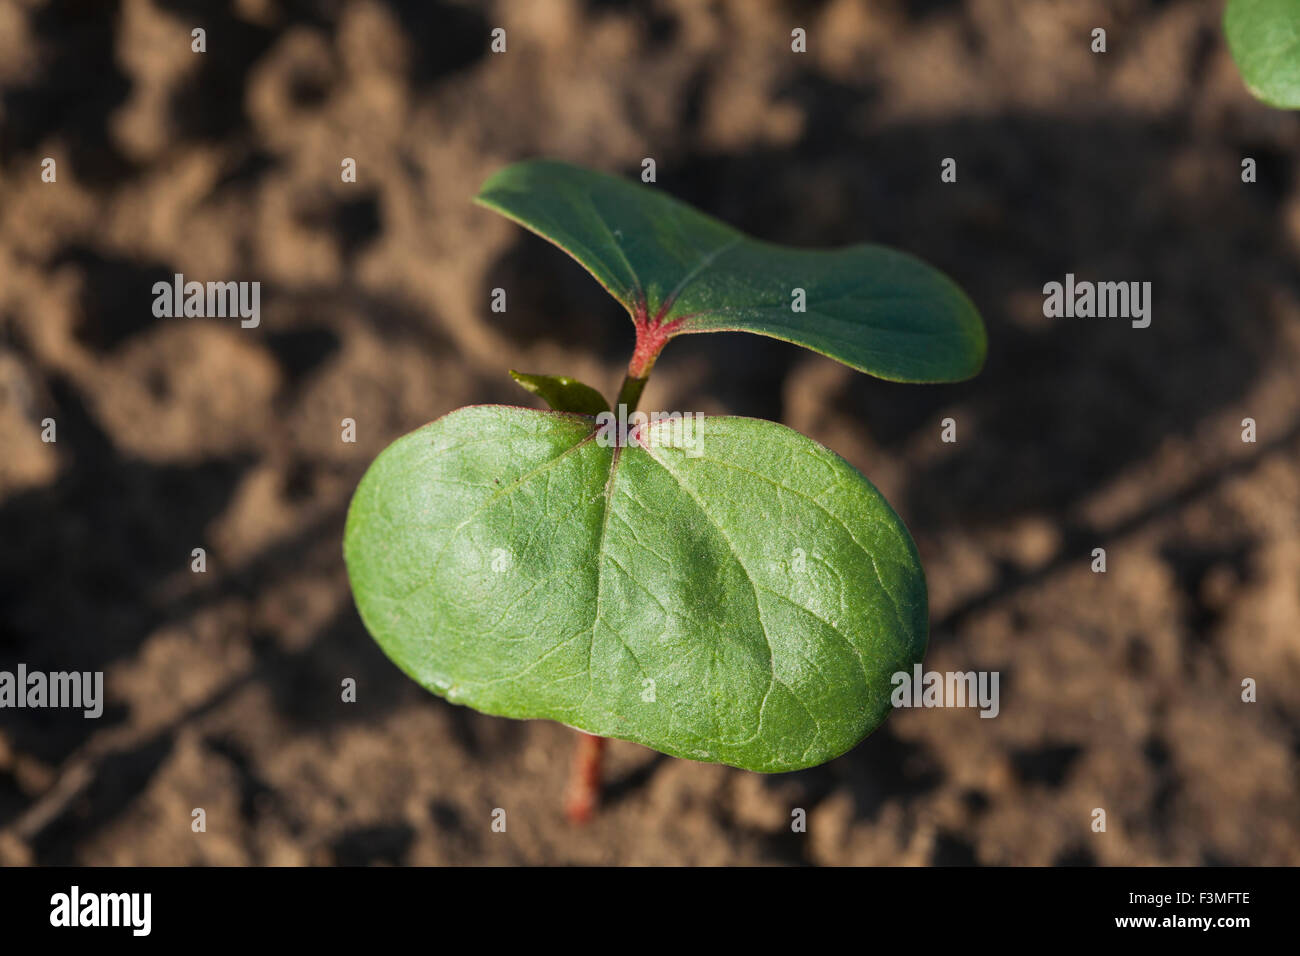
476,159,986,383
509,369,610,416
1226,0,1300,109
344,405,927,772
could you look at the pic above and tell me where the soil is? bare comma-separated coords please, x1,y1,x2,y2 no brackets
0,0,1298,865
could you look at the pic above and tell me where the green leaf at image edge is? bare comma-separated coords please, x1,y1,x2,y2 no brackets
344,405,928,773
475,159,986,384
1225,0,1300,109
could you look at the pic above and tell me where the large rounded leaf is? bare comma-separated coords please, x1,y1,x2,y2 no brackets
344,405,927,772
476,160,986,383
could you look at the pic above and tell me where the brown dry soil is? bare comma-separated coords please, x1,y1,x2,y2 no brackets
1,0,1298,866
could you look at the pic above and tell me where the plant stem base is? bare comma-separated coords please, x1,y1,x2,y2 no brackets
564,732,607,824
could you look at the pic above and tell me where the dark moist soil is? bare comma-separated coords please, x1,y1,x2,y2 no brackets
1,0,1298,865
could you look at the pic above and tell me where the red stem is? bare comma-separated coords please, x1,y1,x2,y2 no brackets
628,300,686,379
619,299,687,411
564,733,608,824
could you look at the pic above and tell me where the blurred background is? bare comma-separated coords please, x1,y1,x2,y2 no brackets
0,0,1298,865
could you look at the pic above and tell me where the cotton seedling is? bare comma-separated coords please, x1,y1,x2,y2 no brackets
344,160,986,820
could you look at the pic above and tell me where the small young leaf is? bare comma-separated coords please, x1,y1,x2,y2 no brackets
476,160,985,383
1226,0,1300,109
509,369,610,415
344,405,927,772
